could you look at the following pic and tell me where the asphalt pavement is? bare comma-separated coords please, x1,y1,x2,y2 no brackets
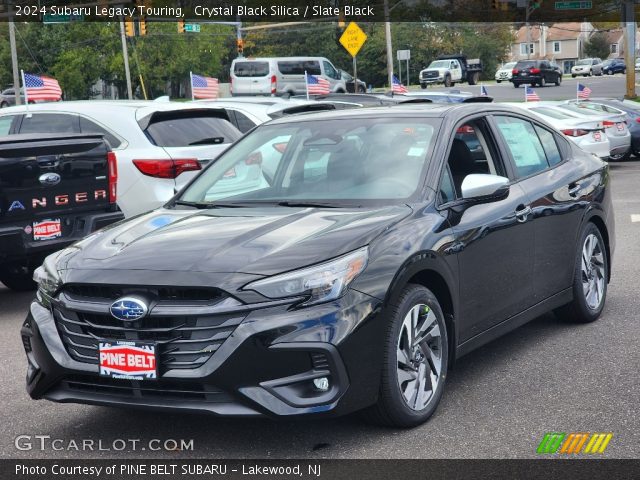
424,74,633,102
1,162,639,460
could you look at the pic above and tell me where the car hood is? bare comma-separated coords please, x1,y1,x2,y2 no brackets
61,205,412,275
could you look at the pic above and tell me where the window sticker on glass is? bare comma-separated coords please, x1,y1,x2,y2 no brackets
496,118,547,168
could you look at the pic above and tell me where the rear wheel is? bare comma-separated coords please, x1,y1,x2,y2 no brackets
364,284,448,427
539,77,546,87
0,101,8,108
555,223,607,323
0,270,36,291
513,83,520,88
609,150,631,162
572,74,577,78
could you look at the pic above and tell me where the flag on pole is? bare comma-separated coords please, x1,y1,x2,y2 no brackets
23,73,62,101
480,85,489,97
577,83,592,100
392,75,408,94
305,73,330,95
190,73,219,99
525,86,540,102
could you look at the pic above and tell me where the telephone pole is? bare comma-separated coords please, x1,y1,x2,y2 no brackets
623,0,636,99
9,19,21,105
384,0,394,89
119,18,133,99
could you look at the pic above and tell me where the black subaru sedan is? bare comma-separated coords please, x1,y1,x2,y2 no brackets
22,104,614,427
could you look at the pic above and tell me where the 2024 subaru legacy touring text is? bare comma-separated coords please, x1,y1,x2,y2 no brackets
22,104,614,427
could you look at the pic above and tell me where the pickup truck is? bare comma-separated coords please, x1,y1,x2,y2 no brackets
419,55,483,88
0,134,123,290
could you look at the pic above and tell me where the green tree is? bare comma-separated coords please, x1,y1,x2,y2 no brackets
584,32,610,60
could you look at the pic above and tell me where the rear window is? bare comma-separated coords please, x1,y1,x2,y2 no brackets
233,61,269,78
515,61,537,69
277,60,321,76
145,114,241,147
79,117,122,148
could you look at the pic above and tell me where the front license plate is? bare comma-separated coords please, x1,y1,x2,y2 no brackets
32,218,61,241
99,341,157,380
593,132,602,141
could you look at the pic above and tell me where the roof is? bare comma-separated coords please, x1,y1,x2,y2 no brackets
514,22,591,43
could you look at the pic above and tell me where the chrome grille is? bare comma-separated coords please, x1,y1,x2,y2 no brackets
422,71,439,79
52,285,247,374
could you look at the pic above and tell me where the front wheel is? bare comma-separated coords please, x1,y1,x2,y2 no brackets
555,223,608,323
364,285,448,427
555,74,562,86
496,80,502,83
539,77,546,87
513,83,520,88
420,83,427,89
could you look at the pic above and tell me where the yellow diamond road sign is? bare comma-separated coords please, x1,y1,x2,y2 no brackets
339,22,367,57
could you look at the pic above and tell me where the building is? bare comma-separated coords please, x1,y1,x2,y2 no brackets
510,22,594,74
603,29,640,59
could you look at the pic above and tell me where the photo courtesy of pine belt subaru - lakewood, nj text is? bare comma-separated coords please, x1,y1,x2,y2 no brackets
22,104,614,427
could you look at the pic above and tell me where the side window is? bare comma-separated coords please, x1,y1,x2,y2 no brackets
228,110,256,133
439,166,456,204
494,116,549,178
19,113,79,134
79,117,122,148
322,61,339,79
534,126,563,167
0,115,17,135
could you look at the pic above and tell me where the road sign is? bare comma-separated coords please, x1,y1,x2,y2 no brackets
397,50,411,61
42,14,84,23
184,23,201,33
555,1,592,10
339,22,367,58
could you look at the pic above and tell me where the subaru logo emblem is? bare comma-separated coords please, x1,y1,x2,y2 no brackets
38,172,61,186
110,297,148,321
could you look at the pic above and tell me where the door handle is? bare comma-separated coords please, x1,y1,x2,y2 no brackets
568,183,581,197
515,205,532,223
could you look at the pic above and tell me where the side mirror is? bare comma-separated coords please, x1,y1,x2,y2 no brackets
461,174,509,202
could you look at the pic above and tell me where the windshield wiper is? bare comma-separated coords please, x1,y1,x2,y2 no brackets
276,201,345,208
188,137,224,146
173,200,248,209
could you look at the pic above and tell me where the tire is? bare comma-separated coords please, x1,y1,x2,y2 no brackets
0,102,8,108
622,69,626,74
610,150,631,162
633,148,640,158
513,82,520,88
364,284,449,428
608,70,614,76
554,223,608,323
420,83,427,90
0,270,36,291
572,74,577,78
539,76,546,87
468,72,479,86
555,74,562,86
496,80,502,83
358,86,366,93
444,74,452,88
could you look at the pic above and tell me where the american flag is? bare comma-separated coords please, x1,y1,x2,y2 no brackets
525,86,540,102
305,73,330,95
480,85,489,97
23,73,62,101
578,83,592,100
392,75,408,94
191,73,219,99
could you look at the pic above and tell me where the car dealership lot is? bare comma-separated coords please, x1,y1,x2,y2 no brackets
0,161,638,459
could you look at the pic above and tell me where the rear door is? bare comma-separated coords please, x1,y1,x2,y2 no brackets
0,135,111,242
138,109,242,191
492,114,585,302
233,60,271,95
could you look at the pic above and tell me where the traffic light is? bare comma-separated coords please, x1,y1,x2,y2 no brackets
124,17,135,37
237,38,244,55
178,19,185,33
138,17,146,36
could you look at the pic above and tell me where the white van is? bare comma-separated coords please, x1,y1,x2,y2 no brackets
231,57,347,96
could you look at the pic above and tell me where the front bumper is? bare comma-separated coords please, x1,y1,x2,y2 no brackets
22,287,382,418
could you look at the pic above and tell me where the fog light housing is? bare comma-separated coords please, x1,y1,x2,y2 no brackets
313,377,330,392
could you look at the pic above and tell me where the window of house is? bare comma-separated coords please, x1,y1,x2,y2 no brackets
611,44,618,54
520,43,534,55
553,41,561,53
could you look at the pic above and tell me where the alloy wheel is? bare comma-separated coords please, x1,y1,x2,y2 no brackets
581,233,606,310
396,304,443,411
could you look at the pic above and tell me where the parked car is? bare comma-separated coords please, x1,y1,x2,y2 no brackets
340,70,367,93
511,60,562,87
494,62,516,83
571,58,603,77
0,101,242,217
635,58,640,72
405,91,493,103
23,104,614,428
565,98,640,158
0,88,36,108
602,58,626,75
419,54,483,88
557,102,631,160
230,57,347,96
0,133,123,290
511,102,610,159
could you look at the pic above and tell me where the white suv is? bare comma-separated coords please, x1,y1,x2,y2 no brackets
0,101,241,217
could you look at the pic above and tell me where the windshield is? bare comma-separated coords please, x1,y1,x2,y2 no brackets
503,62,516,69
178,117,439,205
429,60,450,69
577,59,591,65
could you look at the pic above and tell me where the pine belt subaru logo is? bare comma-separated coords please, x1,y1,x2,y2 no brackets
110,297,148,321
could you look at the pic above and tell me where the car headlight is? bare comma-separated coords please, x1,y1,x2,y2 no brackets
33,252,63,306
244,247,368,306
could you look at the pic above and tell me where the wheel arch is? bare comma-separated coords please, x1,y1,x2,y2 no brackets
586,213,612,281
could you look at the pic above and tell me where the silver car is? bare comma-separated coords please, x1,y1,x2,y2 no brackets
571,58,603,77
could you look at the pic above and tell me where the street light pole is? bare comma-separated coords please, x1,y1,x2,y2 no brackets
384,0,394,89
9,19,21,105
119,17,133,99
